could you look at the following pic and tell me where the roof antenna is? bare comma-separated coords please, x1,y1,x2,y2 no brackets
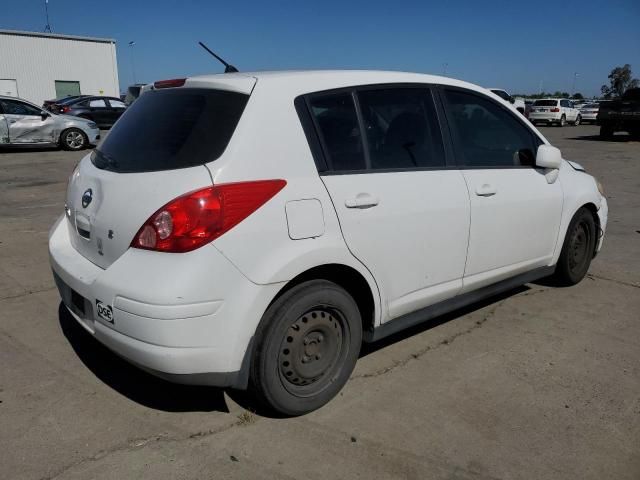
198,42,238,73
44,0,52,33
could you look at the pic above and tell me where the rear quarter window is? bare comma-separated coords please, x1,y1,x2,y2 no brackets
92,88,248,173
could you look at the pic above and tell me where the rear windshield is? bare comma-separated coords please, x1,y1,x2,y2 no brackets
533,100,558,106
583,103,599,108
92,88,248,173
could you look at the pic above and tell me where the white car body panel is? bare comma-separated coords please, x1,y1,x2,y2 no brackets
460,168,563,292
48,70,608,387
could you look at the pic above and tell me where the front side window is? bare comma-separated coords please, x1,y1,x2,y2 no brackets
309,93,365,172
358,88,445,169
1,99,41,116
445,89,537,167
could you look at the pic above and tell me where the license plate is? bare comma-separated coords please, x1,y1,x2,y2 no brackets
96,300,114,323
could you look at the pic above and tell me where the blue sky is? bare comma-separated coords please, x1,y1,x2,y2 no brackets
3,0,639,96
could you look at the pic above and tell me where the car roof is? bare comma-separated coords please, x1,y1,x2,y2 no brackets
0,95,43,109
182,70,493,97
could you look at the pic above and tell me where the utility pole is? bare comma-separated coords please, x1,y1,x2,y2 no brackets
44,0,52,33
128,41,137,85
571,72,579,96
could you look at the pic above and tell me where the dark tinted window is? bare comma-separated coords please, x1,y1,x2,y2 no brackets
445,89,537,167
309,93,365,171
92,88,248,173
533,100,558,107
358,88,445,169
1,99,42,116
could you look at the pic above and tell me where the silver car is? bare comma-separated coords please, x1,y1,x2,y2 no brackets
0,95,100,150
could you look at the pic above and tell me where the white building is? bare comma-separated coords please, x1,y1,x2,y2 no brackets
0,29,119,106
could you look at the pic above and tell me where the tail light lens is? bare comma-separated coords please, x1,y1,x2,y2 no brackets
131,180,286,253
550,107,560,112
61,106,70,113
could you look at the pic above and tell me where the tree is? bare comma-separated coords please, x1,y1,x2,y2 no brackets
601,64,639,98
572,92,584,100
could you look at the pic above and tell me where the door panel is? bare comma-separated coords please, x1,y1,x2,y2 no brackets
461,169,562,292
322,171,470,320
307,87,470,322
442,87,563,292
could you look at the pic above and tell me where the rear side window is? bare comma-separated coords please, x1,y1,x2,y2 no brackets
445,89,537,168
92,89,248,173
358,88,445,169
309,93,365,171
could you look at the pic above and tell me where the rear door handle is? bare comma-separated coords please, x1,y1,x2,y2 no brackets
475,183,497,197
345,193,379,209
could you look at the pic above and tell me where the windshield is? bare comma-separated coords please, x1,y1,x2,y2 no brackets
533,100,558,107
92,88,248,173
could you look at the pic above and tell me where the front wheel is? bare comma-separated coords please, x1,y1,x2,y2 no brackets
250,280,362,416
600,125,614,139
60,128,88,151
552,207,597,286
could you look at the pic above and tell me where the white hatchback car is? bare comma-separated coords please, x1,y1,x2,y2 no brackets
49,71,607,415
529,98,581,126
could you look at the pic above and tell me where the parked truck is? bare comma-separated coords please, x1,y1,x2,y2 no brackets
598,88,640,139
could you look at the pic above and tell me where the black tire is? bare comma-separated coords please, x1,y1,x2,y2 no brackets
600,125,614,139
60,128,88,151
553,208,597,286
558,115,566,127
572,115,581,126
250,280,362,416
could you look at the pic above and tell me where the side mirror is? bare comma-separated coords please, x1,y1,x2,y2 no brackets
509,96,515,104
41,111,50,120
536,145,562,169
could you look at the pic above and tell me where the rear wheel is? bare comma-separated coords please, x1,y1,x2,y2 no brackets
572,115,581,126
552,207,596,286
600,125,614,139
60,128,88,151
250,280,362,416
558,115,566,127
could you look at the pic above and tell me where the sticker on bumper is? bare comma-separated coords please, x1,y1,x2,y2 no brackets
96,300,114,323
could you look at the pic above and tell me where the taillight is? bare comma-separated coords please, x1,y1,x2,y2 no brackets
131,180,286,253
550,107,560,112
61,106,70,113
154,78,186,89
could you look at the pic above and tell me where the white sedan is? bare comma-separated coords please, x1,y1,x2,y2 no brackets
580,103,600,124
0,95,99,150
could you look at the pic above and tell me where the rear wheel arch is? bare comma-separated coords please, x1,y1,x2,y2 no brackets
265,264,378,338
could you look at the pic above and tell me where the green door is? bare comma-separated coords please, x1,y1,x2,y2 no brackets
54,81,81,99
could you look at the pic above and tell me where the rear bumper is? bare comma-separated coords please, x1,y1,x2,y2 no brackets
49,214,282,387
529,113,561,122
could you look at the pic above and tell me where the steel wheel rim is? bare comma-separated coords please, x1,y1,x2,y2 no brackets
66,131,84,148
278,306,348,396
568,221,590,272
560,116,566,126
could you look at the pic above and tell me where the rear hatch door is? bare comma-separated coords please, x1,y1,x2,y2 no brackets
65,83,252,269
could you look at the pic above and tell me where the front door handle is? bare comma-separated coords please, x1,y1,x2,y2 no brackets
345,193,379,209
475,183,497,197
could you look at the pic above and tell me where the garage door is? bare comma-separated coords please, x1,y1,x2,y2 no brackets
55,80,81,98
0,79,18,97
